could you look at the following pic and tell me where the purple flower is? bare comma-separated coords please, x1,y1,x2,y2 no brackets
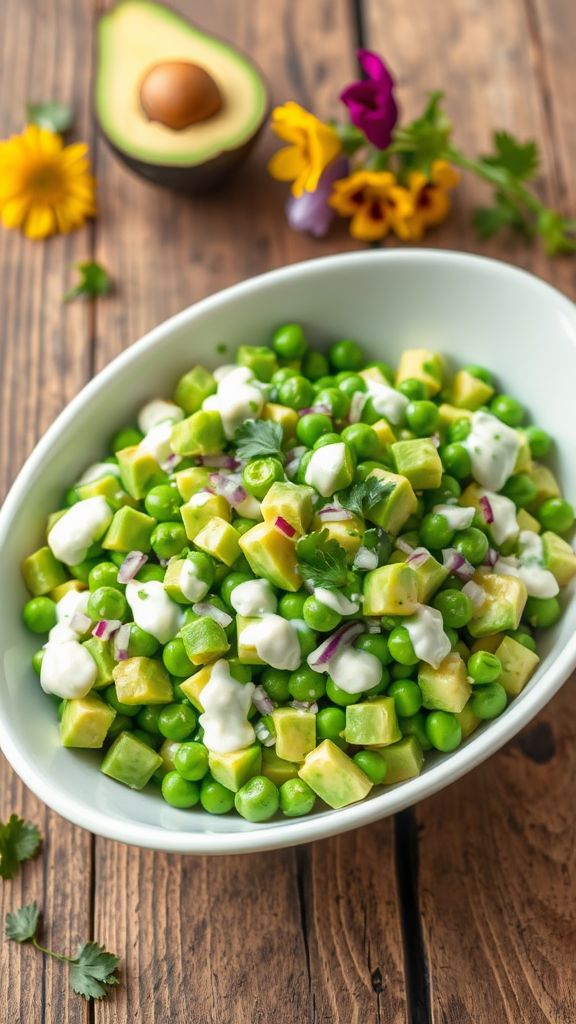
340,50,398,150
285,155,349,238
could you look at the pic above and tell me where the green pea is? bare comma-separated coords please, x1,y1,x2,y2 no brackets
295,449,313,484
87,586,128,622
158,703,197,741
242,457,285,500
271,367,299,386
391,660,415,680
353,750,387,785
69,558,100,584
136,705,164,736
355,633,393,665
88,561,124,592
261,668,291,703
200,776,235,814
453,527,488,565
432,589,473,628
303,596,341,633
420,512,455,550
302,350,329,381
329,338,364,372
399,712,433,750
439,443,471,480
279,778,316,817
490,394,524,427
388,678,422,717
23,596,57,634
312,375,336,392
337,373,367,398
32,649,44,676
447,418,472,443
425,710,462,752
467,650,502,683
144,484,182,522
406,400,439,437
507,629,537,653
501,473,537,508
313,431,344,450
136,564,165,583
296,413,332,447
127,624,159,658
161,771,200,808
104,684,142,717
524,596,562,628
278,375,315,410
271,323,307,359
359,398,380,425
234,776,279,822
463,364,492,386
314,387,350,420
151,522,187,559
231,518,258,537
537,497,574,534
174,741,209,781
288,665,326,702
162,638,195,677
326,678,361,706
316,706,346,747
278,592,307,620
132,727,162,748
470,682,507,719
388,627,419,666
426,475,461,507
341,423,381,459
365,361,395,383
65,486,80,507
111,426,143,452
398,378,427,401
524,425,552,459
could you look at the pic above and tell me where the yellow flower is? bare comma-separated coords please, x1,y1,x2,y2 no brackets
402,160,460,241
0,124,96,240
268,102,342,198
329,169,414,241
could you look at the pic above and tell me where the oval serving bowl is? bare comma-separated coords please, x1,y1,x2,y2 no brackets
1,250,575,855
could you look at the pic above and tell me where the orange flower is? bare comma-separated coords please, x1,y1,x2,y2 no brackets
329,170,414,241
402,160,460,241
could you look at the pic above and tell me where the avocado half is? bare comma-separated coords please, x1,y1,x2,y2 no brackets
95,1,270,193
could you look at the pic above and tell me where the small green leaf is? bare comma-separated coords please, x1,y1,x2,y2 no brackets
482,131,539,181
27,101,73,134
391,91,452,172
473,193,530,240
0,815,41,880
296,529,350,590
234,419,283,461
537,209,576,255
64,262,111,303
69,941,120,1001
5,902,40,943
338,477,394,518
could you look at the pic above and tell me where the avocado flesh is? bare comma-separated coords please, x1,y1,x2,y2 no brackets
96,1,269,191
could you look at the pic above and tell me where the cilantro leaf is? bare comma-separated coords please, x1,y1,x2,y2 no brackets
537,210,576,255
0,815,41,880
338,477,394,518
5,901,40,942
296,529,350,590
234,419,283,461
69,942,120,1001
473,192,531,239
482,131,539,181
26,101,73,134
392,92,452,172
65,262,111,303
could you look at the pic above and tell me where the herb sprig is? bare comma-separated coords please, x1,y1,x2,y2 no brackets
234,419,283,461
296,529,352,590
0,815,41,880
65,261,111,302
338,477,394,518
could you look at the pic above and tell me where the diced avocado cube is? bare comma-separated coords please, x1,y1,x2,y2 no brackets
527,462,561,511
194,518,240,566
391,439,443,490
311,511,364,560
179,664,213,710
76,474,134,510
514,432,532,473
365,468,417,534
262,402,298,440
438,404,472,430
181,617,230,665
371,418,397,446
272,708,316,762
345,697,401,747
469,634,504,654
261,747,300,786
542,531,576,585
517,508,541,534
82,637,116,688
174,365,216,413
418,652,471,712
170,410,225,457
398,548,448,602
60,695,116,748
101,506,156,553
180,493,231,541
395,348,444,397
298,739,373,808
239,521,300,591
455,703,481,739
236,345,278,382
451,370,494,410
468,573,527,637
116,445,163,499
495,635,540,697
363,563,419,616
236,616,266,665
174,466,211,501
158,738,182,776
49,578,86,602
113,657,173,704
101,731,163,789
375,736,424,784
22,546,67,596
47,509,67,534
261,481,314,535
208,744,262,792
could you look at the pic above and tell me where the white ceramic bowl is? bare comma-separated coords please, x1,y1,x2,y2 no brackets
1,250,575,854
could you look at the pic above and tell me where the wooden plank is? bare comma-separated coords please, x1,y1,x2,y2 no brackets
365,1,576,1019
0,1,95,1022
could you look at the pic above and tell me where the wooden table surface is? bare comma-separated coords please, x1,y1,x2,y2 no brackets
1,1,575,1021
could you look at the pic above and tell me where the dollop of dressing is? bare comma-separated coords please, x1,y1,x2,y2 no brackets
364,377,409,425
305,443,347,497
403,605,452,668
495,530,559,598
77,462,121,485
203,366,264,439
477,488,519,546
327,645,382,694
138,398,184,434
231,579,277,616
138,420,175,469
241,614,301,670
48,496,113,566
126,580,183,644
463,411,520,491
56,589,91,627
41,593,97,698
198,659,255,753
433,504,475,530
313,588,360,615
179,559,210,603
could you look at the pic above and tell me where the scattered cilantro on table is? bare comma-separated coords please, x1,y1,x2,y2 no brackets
0,815,41,880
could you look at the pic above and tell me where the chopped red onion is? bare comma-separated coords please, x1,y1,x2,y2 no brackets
161,452,181,473
442,547,475,580
462,580,486,607
395,537,415,554
407,547,431,568
298,403,331,416
307,620,364,671
353,546,379,570
252,685,274,715
479,495,494,524
92,618,122,641
113,623,131,661
192,602,232,627
197,454,240,469
484,547,498,567
273,516,296,538
117,550,148,584
290,700,319,714
208,472,248,508
317,505,354,522
70,612,92,635
349,390,368,424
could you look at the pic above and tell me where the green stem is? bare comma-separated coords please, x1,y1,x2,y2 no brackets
445,146,543,215
32,937,73,964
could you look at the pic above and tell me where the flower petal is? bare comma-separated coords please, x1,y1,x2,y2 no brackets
1,195,31,229
357,49,395,90
350,203,390,241
23,204,56,239
268,145,306,183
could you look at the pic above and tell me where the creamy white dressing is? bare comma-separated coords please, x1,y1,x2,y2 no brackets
203,366,264,439
327,645,382,694
432,504,475,530
305,443,347,497
463,411,520,491
77,462,121,485
48,496,113,566
137,420,174,468
56,589,91,628
138,398,184,435
198,659,255,753
518,530,543,565
404,605,451,668
477,488,519,546
495,531,559,598
213,364,237,384
125,580,183,645
364,377,409,425
231,579,277,616
186,490,213,508
40,639,97,699
313,588,360,615
241,614,301,670
179,560,210,603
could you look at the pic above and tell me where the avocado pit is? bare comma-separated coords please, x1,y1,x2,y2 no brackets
139,60,223,130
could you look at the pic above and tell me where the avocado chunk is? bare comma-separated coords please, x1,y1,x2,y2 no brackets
418,652,471,713
174,365,216,413
208,744,262,792
363,563,420,616
526,462,561,510
272,708,316,762
364,468,417,535
494,635,540,696
22,546,67,596
391,439,443,490
398,548,448,602
113,656,173,704
50,579,86,603
179,664,213,710
75,473,134,511
261,747,300,786
375,736,424,784
101,506,156,553
116,445,163,499
181,617,230,665
171,410,225,457
371,418,397,446
261,481,314,536
516,508,541,534
468,572,527,637
60,695,116,748
237,345,278,382
193,517,240,566
438,403,472,430
174,466,211,501
82,637,116,688
395,348,444,396
101,731,162,789
96,0,269,194
180,493,231,540
298,739,373,808
239,521,300,591
236,616,266,665
455,703,481,739
262,403,299,441
345,697,401,747
451,369,495,410
541,530,576,585
311,511,364,560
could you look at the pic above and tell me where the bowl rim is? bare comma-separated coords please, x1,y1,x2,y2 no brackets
1,247,575,854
